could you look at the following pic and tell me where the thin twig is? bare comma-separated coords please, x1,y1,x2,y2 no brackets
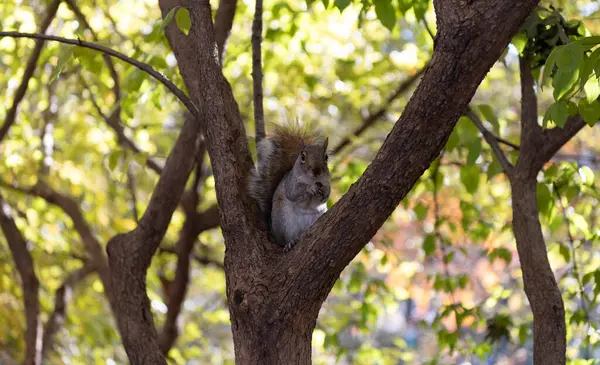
422,18,435,40
0,32,198,116
465,108,514,176
333,67,426,154
41,262,96,358
214,0,238,64
127,166,140,223
79,75,163,174
0,0,61,145
252,0,265,144
554,185,590,317
159,246,224,270
64,0,121,102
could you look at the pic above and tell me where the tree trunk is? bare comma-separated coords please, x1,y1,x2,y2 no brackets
231,308,318,364
511,175,566,365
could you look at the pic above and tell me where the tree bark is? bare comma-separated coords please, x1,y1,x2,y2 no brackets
510,176,566,365
0,197,42,365
509,57,587,365
114,0,541,363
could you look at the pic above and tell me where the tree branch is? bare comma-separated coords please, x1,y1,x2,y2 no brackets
0,0,61,145
465,108,514,176
0,180,114,305
0,32,198,117
517,55,587,173
159,246,224,269
106,109,201,364
79,75,164,174
252,0,265,143
127,166,140,223
41,262,96,359
283,0,541,310
157,217,201,353
332,67,426,154
0,194,43,365
214,0,238,64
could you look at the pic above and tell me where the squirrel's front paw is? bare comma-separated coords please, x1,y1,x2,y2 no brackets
283,239,298,252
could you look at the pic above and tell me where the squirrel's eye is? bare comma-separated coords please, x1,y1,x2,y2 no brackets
300,152,306,163
325,154,328,162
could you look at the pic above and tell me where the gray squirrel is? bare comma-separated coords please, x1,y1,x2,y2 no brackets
248,122,331,251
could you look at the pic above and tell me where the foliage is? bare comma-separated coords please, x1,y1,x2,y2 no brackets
0,0,599,364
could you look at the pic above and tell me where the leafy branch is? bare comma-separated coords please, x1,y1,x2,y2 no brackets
0,32,198,117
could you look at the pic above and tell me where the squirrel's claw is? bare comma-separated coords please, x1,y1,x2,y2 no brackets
283,239,298,252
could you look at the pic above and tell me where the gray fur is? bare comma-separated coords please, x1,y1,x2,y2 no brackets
271,141,330,250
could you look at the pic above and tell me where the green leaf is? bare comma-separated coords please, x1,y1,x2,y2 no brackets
511,32,527,55
108,150,121,171
50,46,74,82
541,47,559,88
159,6,179,33
477,104,499,133
333,0,350,13
397,0,411,14
373,0,396,32
443,251,455,264
175,7,191,36
556,42,584,70
518,324,529,345
489,247,512,264
457,274,468,288
536,183,552,217
487,155,503,180
73,47,103,73
579,47,600,89
569,213,589,235
414,202,429,221
124,68,146,92
543,101,569,128
445,129,460,152
552,66,579,100
466,139,482,165
578,99,600,126
460,165,480,194
578,166,594,186
584,76,600,103
423,234,436,257
558,242,571,262
412,0,428,21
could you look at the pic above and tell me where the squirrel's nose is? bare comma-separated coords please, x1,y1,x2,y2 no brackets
312,167,322,176
315,182,323,188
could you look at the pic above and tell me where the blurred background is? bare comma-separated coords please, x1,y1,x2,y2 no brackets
0,0,599,364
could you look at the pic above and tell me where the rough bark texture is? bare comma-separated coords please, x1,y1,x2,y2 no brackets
149,0,542,364
508,57,586,365
0,197,42,365
99,0,543,363
510,177,566,365
107,112,201,365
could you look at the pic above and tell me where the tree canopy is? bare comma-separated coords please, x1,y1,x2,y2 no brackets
0,0,600,364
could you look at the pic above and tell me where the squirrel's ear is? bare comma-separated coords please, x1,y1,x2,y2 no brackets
322,137,329,151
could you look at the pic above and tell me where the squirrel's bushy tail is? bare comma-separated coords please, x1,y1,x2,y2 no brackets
248,120,322,228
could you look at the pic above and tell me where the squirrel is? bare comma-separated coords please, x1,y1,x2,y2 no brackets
248,121,331,252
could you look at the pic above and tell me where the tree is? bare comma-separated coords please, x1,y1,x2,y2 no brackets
1,0,599,364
